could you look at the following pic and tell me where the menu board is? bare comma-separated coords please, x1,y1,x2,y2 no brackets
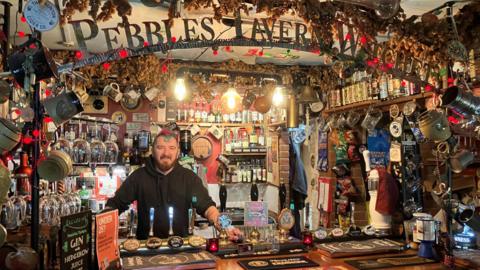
244,201,268,227
95,210,121,270
60,211,92,270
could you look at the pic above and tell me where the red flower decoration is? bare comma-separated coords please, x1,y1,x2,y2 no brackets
360,36,367,45
75,51,83,59
119,49,128,59
102,62,111,70
18,31,25,37
171,37,177,43
32,129,40,137
161,64,168,73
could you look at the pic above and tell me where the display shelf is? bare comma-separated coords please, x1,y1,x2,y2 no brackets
324,92,434,114
223,152,267,156
267,121,286,128
173,122,264,127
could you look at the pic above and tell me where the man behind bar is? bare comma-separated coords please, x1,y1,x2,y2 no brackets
106,129,242,240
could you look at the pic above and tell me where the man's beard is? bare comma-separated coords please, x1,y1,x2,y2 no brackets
157,156,176,172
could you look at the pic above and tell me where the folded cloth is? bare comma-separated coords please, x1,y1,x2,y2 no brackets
375,168,399,215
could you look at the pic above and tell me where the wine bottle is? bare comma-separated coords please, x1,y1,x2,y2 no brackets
14,152,32,198
219,182,227,213
250,174,259,201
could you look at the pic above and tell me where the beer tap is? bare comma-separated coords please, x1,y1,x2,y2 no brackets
168,206,174,236
188,196,197,235
167,206,185,248
250,173,259,201
279,180,287,209
145,207,162,249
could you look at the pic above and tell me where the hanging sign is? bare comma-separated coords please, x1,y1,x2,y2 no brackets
95,210,121,270
60,210,92,270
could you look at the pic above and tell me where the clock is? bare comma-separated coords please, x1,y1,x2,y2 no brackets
24,0,59,32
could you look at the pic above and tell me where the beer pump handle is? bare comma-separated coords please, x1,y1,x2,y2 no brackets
250,182,259,201
149,207,154,237
279,182,287,209
168,206,174,236
362,150,371,173
219,183,227,213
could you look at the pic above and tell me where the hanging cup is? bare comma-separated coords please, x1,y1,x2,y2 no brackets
361,107,383,132
450,149,475,173
43,92,84,126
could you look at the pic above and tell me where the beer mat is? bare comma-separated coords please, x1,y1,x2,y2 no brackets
120,246,203,256
237,256,319,270
121,251,216,270
344,254,436,269
215,247,307,259
454,249,480,268
316,238,404,258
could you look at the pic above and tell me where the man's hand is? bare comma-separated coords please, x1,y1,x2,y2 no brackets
226,226,243,242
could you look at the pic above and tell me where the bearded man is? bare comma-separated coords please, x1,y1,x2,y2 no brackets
106,129,242,240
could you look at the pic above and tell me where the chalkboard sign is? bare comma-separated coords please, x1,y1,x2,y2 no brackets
60,210,92,270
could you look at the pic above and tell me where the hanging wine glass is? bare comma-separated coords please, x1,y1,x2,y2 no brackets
72,120,91,164
90,122,106,163
104,124,119,163
52,123,72,156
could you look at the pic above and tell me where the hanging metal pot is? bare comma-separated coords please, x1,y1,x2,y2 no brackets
253,95,271,114
441,86,480,117
43,91,84,126
418,110,451,142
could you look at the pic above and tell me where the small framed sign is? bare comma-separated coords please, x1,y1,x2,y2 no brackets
132,113,149,122
60,210,92,270
244,201,268,227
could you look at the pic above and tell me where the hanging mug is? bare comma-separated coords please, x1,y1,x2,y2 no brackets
450,149,475,173
103,83,123,103
346,110,361,128
43,92,84,126
418,110,451,142
361,107,383,132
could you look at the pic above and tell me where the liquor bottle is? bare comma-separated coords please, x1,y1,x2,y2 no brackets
229,112,235,123
252,110,258,124
258,112,264,124
207,104,215,123
215,106,222,123
235,110,242,123
379,73,389,101
242,130,249,150
258,128,265,148
387,74,395,98
79,184,90,209
188,103,195,122
177,103,183,121
261,160,267,182
225,130,232,153
183,102,188,122
201,101,208,122
14,152,32,197
194,102,202,123
249,128,258,148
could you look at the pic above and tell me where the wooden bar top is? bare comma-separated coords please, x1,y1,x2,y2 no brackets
215,250,452,270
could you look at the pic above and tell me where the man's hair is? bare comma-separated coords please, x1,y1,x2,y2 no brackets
152,129,178,147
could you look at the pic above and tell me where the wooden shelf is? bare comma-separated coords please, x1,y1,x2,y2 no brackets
268,121,286,128
323,92,434,114
175,122,263,127
223,152,267,156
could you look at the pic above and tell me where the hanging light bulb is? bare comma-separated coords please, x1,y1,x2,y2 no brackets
334,0,400,19
221,86,242,113
174,78,187,101
272,86,285,107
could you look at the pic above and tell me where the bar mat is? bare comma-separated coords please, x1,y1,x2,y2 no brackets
316,238,404,258
216,248,307,259
121,251,216,270
344,254,435,270
237,256,319,270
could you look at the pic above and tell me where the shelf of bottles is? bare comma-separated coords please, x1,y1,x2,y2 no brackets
223,126,266,154
175,98,265,125
327,70,440,110
225,157,267,184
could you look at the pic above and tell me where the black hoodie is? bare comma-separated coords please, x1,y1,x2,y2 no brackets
106,156,215,239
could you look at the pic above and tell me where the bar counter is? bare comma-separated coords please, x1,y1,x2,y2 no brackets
215,250,450,270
